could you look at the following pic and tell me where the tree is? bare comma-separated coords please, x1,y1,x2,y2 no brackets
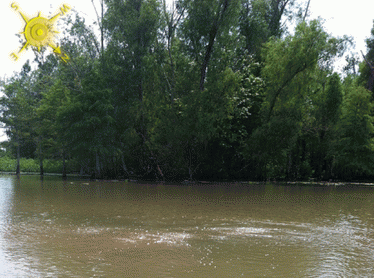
177,0,241,91
57,61,115,178
239,0,295,59
334,85,374,180
0,0,368,183
343,53,359,76
36,78,72,177
0,61,36,174
312,72,343,180
245,20,347,180
104,0,164,178
358,21,374,93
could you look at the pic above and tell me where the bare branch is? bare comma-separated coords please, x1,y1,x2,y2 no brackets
303,0,311,22
361,50,374,91
361,50,374,71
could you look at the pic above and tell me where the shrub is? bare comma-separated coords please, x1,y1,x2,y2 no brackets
0,156,16,172
0,156,80,174
20,158,39,172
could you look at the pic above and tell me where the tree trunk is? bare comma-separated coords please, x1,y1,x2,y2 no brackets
16,135,20,175
361,50,374,92
269,0,290,37
100,0,104,65
287,152,292,180
262,160,267,181
121,154,130,177
157,164,164,181
255,158,267,181
199,0,230,91
95,151,101,179
267,65,308,122
316,129,326,180
302,0,311,22
188,141,193,181
39,158,44,176
62,149,67,178
164,1,185,103
39,137,44,176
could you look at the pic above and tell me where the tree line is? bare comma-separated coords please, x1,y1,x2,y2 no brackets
1,0,374,182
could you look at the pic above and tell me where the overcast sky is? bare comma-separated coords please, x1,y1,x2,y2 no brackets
0,0,373,141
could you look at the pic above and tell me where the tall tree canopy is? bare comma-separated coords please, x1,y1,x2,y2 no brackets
1,0,371,182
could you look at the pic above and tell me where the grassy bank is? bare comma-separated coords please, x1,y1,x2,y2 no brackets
0,156,79,174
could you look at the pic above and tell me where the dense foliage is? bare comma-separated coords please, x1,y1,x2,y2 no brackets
1,0,374,182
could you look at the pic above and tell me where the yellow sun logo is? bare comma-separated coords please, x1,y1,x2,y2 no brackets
10,2,71,63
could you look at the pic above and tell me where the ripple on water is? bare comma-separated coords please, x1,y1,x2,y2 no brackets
115,230,192,247
206,226,272,241
2,176,374,277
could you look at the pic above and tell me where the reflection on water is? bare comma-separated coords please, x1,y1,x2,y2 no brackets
0,175,374,277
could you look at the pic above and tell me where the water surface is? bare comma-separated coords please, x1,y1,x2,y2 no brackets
0,175,373,277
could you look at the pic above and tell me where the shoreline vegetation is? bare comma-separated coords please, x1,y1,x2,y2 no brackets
1,169,373,187
2,2,374,182
0,156,79,175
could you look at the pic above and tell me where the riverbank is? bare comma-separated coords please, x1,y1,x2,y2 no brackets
0,172,86,177
1,169,374,187
100,179,374,187
283,181,374,186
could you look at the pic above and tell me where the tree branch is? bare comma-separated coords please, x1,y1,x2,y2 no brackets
303,0,311,22
361,50,374,91
199,0,230,91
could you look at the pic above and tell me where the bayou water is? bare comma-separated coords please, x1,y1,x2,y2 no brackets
0,175,373,277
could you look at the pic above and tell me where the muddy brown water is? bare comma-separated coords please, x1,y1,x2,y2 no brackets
0,175,373,277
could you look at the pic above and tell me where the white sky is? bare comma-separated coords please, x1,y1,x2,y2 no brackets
306,0,374,71
0,0,373,141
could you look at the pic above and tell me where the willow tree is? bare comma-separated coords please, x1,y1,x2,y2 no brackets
334,85,374,180
358,21,374,93
312,72,343,180
239,0,295,59
246,20,347,180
